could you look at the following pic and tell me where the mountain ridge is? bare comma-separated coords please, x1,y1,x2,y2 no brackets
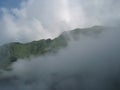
0,26,104,69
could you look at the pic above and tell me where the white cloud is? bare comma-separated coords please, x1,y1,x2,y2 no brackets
0,0,91,45
0,0,120,45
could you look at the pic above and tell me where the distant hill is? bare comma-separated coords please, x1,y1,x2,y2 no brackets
0,26,104,69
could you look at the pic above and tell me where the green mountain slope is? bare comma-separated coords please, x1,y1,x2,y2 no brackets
0,26,104,69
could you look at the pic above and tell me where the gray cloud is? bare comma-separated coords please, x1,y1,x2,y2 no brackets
1,29,120,90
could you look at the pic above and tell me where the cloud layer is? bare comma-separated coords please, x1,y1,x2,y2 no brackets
1,29,120,90
0,0,120,44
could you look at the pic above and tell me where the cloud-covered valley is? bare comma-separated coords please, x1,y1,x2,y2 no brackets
0,29,120,90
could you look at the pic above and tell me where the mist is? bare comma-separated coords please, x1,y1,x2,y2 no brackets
0,0,120,90
0,28,120,90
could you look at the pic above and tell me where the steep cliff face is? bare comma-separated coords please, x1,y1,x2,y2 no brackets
0,26,104,69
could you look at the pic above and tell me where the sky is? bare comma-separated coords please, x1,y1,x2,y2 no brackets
0,0,120,45
0,0,23,9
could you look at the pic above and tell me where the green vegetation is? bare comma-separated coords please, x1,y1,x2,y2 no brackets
0,26,104,69
0,33,69,69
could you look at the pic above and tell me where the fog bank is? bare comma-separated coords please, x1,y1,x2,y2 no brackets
0,29,120,90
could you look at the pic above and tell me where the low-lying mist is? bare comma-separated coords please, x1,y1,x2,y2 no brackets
0,28,120,90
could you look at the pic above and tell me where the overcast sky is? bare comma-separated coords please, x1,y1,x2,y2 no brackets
0,0,120,45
